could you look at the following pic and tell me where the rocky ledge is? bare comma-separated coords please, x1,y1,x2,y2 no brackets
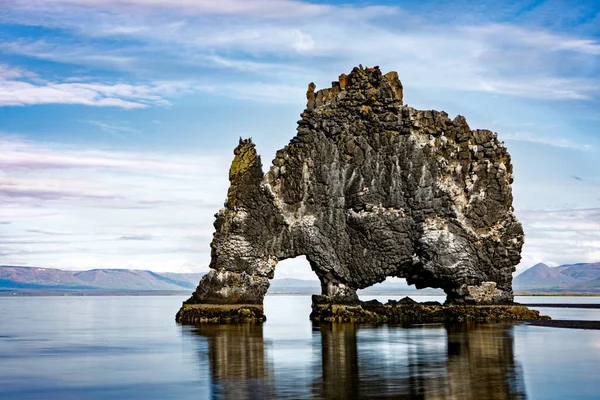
310,296,550,324
176,304,265,324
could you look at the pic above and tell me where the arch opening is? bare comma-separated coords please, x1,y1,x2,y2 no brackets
267,256,320,296
264,256,320,323
357,277,444,304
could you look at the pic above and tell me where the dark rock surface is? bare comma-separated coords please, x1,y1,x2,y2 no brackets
178,66,526,323
176,304,265,324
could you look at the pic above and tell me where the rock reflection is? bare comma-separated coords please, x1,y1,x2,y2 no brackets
445,324,526,400
190,322,526,399
315,323,526,399
318,323,360,399
191,324,275,399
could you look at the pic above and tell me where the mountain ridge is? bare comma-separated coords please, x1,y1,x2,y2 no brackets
0,265,204,292
3,262,600,294
514,262,600,292
0,265,443,295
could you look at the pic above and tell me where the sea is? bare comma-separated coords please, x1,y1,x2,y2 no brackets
1,295,599,399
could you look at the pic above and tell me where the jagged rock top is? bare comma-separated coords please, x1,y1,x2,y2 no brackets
306,66,403,111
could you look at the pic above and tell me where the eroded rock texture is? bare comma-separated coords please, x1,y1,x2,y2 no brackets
179,66,524,322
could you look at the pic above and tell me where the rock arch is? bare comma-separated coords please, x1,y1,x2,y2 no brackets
177,66,525,324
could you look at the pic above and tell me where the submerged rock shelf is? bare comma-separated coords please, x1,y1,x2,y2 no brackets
176,296,550,325
176,304,265,324
310,298,549,324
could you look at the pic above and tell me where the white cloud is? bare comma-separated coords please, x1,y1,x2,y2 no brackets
0,134,223,174
197,82,305,103
0,64,35,79
0,136,231,272
3,2,599,102
516,208,600,273
8,0,331,18
0,62,305,106
473,77,597,100
85,120,141,137
0,40,137,70
503,131,594,150
0,64,196,108
3,135,598,274
464,24,600,56
203,55,297,73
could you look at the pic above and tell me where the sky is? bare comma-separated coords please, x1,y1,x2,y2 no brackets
0,0,599,279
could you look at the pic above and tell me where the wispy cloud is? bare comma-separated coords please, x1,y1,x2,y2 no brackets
0,64,195,108
86,120,141,137
7,0,332,19
472,77,598,100
2,2,598,102
503,131,594,150
0,134,223,174
26,228,77,236
0,135,231,271
0,178,120,201
465,24,600,56
0,40,138,70
118,234,154,241
196,82,305,103
516,208,600,272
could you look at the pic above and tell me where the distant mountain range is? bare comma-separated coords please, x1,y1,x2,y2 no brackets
514,262,600,292
0,265,442,296
0,265,205,293
4,262,599,295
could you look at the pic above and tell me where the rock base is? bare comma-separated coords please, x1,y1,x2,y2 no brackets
310,298,550,324
176,304,266,324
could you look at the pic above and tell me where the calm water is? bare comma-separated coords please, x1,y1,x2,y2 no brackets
1,295,599,399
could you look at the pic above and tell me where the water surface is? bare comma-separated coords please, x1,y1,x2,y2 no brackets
0,295,599,399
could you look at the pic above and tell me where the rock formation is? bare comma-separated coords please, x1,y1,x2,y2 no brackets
177,65,531,324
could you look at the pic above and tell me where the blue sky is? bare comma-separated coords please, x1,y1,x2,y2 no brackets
1,0,599,278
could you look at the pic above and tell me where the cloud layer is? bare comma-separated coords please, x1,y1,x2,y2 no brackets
1,0,599,275
0,135,230,272
517,208,600,272
0,64,195,108
2,134,598,275
2,1,599,103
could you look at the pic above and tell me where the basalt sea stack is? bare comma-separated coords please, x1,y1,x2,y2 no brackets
177,66,546,324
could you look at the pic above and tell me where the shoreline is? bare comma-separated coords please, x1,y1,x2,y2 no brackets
514,292,600,297
522,303,600,309
524,320,600,330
